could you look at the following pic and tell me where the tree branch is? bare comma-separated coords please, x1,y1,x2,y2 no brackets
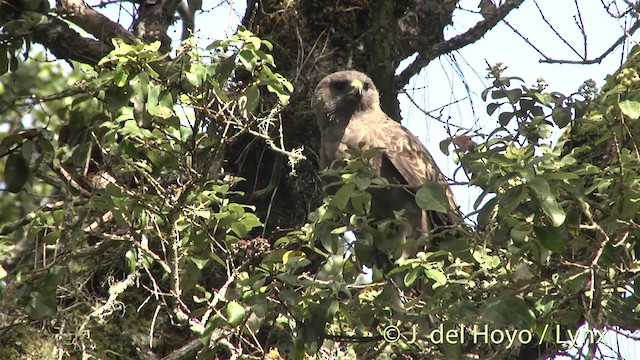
57,0,137,45
31,16,112,65
395,0,525,88
132,0,183,53
161,338,203,360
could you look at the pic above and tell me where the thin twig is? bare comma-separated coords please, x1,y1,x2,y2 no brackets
541,19,640,64
573,0,587,57
400,91,468,129
395,0,525,87
533,0,582,59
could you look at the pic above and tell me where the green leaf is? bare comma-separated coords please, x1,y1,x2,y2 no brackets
206,39,224,50
301,321,323,355
26,291,57,320
505,89,522,104
481,87,491,101
42,230,61,245
317,299,340,322
487,102,501,115
0,50,8,76
114,70,129,87
256,49,275,66
404,267,420,287
239,85,260,118
477,197,497,227
125,249,137,273
320,255,344,276
439,138,452,156
122,120,142,138
534,92,554,106
193,209,211,219
510,225,532,245
247,36,262,50
482,296,535,328
4,153,29,193
190,257,209,270
240,213,262,231
498,112,514,126
353,174,372,190
261,39,273,51
493,77,512,87
331,183,355,210
209,251,226,267
212,57,235,86
156,92,174,119
349,191,371,214
619,100,640,120
415,182,449,213
41,267,64,294
238,49,258,72
0,134,23,148
147,84,161,112
320,233,340,253
528,177,566,226
330,226,348,235
551,106,572,127
499,184,526,214
2,20,29,36
225,301,246,327
186,63,207,87
534,226,567,253
302,299,339,354
425,269,447,285
231,222,247,237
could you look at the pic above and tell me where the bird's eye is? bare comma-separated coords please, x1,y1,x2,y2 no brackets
363,82,370,91
332,81,347,91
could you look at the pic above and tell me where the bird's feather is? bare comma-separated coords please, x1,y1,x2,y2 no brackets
313,70,461,242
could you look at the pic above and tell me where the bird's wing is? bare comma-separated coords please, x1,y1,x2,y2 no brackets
367,112,459,215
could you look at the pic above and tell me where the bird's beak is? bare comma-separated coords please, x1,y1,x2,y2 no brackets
350,79,363,97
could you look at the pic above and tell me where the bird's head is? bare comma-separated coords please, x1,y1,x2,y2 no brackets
312,70,380,128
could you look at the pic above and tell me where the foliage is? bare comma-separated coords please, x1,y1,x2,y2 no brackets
448,62,640,353
0,28,301,358
1,22,640,360
240,58,640,358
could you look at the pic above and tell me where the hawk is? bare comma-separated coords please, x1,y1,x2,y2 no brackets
312,70,461,252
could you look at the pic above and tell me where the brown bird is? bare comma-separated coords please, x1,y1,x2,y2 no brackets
312,70,461,256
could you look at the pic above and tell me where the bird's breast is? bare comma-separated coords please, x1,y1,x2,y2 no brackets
321,118,377,167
